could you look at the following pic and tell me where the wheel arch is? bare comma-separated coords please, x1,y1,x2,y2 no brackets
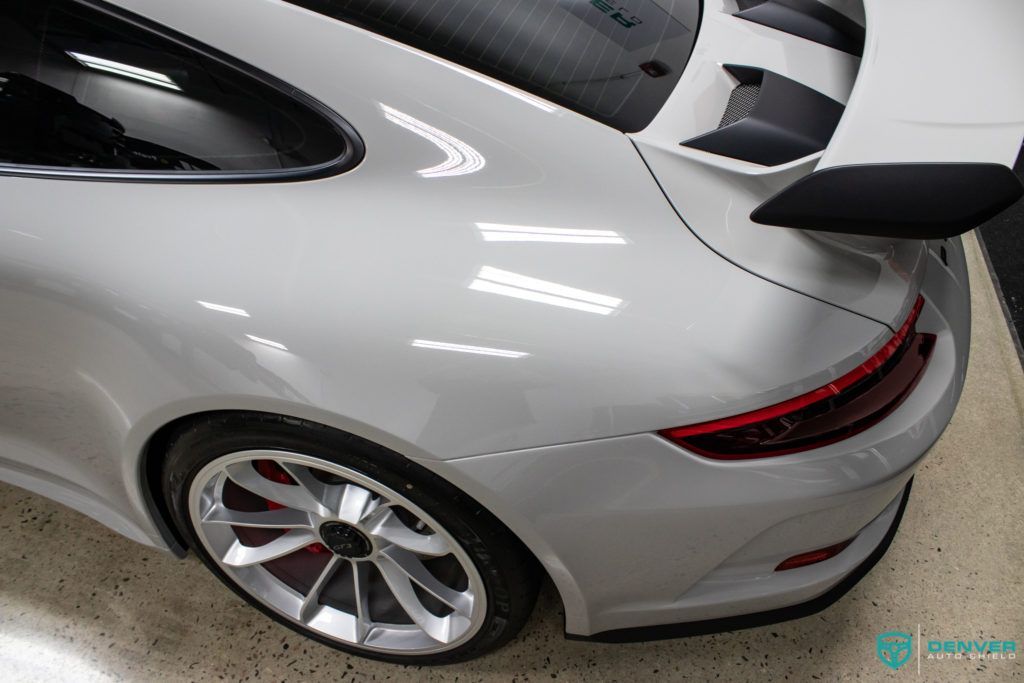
131,398,443,557
137,409,566,620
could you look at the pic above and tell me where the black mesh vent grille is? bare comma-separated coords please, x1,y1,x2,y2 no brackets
718,83,761,128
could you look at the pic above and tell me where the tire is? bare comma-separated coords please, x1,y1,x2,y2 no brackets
161,412,541,665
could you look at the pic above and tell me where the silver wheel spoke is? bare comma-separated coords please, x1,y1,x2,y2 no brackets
352,561,372,643
278,462,332,507
221,528,318,567
366,508,449,556
378,546,472,615
299,555,343,622
358,503,394,528
224,461,330,516
375,552,466,643
336,484,378,525
202,503,312,529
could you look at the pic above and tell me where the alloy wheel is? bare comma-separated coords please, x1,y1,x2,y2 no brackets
188,450,487,655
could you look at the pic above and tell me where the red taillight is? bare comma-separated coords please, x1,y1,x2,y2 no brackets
659,296,935,460
775,539,853,571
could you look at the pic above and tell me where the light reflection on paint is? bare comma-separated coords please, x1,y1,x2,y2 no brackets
469,266,622,315
381,104,485,178
411,339,528,358
477,222,626,244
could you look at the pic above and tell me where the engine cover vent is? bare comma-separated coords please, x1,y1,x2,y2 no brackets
734,0,865,56
681,65,844,167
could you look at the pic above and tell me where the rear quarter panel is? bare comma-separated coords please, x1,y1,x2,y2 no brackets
0,0,890,549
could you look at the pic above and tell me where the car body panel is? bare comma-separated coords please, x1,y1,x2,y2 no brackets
632,139,929,331
631,0,932,331
0,0,1000,648
631,0,1024,329
0,0,893,551
425,237,969,635
822,0,1024,169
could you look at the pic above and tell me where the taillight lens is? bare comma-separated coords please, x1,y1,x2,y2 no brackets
659,296,935,460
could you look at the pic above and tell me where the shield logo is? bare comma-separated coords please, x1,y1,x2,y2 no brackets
877,631,913,670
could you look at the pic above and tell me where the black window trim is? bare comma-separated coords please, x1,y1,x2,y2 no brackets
0,0,365,184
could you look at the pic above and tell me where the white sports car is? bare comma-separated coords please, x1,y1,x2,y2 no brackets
0,0,1022,665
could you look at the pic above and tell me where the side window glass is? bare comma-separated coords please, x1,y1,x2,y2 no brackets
0,0,360,181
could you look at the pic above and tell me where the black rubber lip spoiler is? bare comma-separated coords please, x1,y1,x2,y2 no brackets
750,162,1024,239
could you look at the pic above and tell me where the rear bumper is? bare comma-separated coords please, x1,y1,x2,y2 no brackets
419,237,970,637
573,478,913,642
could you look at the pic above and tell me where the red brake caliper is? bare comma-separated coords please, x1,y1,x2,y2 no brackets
254,460,328,554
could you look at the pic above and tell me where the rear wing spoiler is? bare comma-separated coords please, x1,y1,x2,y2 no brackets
752,0,1024,239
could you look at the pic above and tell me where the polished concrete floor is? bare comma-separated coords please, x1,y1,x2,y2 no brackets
1,234,1022,682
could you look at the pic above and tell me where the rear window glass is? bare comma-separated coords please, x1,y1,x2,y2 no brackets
287,0,702,132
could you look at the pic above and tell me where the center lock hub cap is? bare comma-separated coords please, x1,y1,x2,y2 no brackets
319,521,373,558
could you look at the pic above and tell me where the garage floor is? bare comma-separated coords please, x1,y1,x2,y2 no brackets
1,234,1022,683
